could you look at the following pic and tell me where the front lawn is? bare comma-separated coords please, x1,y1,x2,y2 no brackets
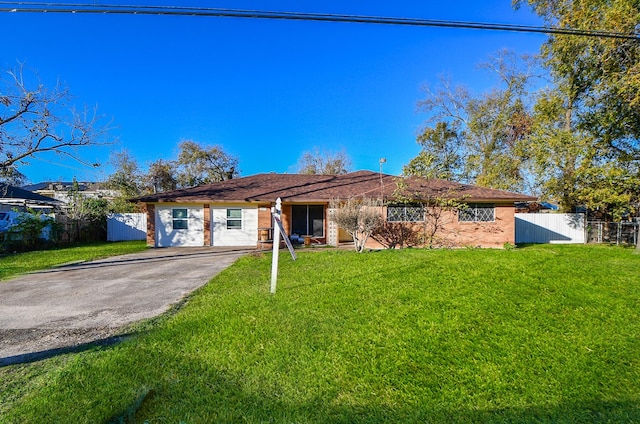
0,241,148,281
2,245,639,423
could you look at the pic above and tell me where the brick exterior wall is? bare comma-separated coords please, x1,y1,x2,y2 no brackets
146,204,156,247
444,204,516,247
257,204,272,229
143,201,517,249
203,204,211,246
281,204,292,235
365,204,516,249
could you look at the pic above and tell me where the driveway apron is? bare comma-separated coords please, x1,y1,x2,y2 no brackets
0,247,250,362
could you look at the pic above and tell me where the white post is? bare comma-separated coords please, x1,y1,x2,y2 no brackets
270,198,282,294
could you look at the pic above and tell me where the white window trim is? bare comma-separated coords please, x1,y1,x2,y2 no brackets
226,208,243,230
172,208,189,230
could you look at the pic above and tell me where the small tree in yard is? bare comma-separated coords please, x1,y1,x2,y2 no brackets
64,179,109,242
330,197,382,253
2,210,59,252
374,177,465,249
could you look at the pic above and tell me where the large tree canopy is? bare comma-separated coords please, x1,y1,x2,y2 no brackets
176,140,239,187
514,0,640,216
104,141,240,209
408,50,535,192
514,0,640,158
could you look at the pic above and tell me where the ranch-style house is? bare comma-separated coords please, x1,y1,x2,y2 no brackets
134,170,536,249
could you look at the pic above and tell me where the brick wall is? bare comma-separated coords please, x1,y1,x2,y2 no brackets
145,204,156,247
365,204,516,249
203,204,211,246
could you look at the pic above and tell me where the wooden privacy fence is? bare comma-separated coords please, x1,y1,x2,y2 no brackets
107,213,147,242
56,215,106,243
515,213,586,244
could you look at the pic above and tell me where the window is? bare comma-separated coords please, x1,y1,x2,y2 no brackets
227,208,242,229
172,208,188,229
291,205,324,237
458,203,495,222
387,204,424,222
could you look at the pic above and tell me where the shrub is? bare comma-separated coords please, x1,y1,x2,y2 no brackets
1,211,60,252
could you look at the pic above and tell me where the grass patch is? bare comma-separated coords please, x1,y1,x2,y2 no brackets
2,245,640,422
0,241,148,281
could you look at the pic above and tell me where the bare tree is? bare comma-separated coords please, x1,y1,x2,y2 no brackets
329,197,382,253
0,63,107,174
297,148,351,175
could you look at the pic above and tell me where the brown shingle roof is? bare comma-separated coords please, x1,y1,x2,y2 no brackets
133,171,536,204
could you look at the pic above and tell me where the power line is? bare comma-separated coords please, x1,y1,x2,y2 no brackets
1,1,638,40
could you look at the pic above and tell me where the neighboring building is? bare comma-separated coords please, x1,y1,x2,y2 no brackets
515,201,559,213
133,171,536,249
0,183,62,212
22,181,118,204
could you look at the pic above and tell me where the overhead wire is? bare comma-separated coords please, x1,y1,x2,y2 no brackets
0,1,638,40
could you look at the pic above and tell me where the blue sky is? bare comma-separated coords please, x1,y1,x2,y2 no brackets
1,1,547,184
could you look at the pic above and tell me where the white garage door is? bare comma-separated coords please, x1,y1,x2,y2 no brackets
156,205,204,247
211,206,258,246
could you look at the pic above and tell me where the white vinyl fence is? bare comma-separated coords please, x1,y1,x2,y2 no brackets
515,213,585,244
107,213,147,242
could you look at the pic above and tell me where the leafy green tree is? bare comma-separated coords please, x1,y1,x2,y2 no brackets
105,150,143,198
514,0,640,216
63,179,109,242
413,50,535,191
403,122,463,180
524,90,592,211
514,0,640,160
296,148,351,175
3,210,58,252
104,150,144,212
145,159,177,193
176,140,239,187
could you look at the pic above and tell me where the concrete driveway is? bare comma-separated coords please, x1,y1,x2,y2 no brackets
0,247,251,363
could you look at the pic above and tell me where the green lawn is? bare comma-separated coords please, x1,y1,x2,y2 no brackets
2,245,639,423
0,241,148,281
